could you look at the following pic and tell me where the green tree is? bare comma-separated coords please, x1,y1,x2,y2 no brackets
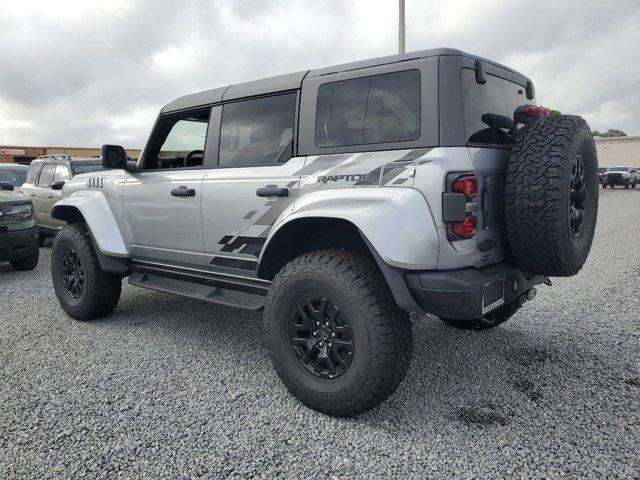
592,129,627,138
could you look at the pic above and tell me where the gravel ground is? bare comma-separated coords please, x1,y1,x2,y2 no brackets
1,188,638,479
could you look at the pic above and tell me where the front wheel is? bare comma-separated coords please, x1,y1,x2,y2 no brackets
51,223,122,321
263,249,412,417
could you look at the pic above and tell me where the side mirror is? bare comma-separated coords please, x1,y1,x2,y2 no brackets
51,181,65,190
102,144,127,169
0,181,14,191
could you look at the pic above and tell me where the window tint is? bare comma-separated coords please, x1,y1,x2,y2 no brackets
0,168,28,187
461,68,528,145
26,165,42,184
315,69,421,148
144,109,210,169
219,93,296,168
54,165,71,182
37,165,56,187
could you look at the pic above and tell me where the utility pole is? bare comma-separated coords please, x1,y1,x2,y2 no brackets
399,0,405,54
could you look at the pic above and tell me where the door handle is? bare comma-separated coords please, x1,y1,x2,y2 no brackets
171,186,196,197
46,194,54,198
256,185,289,197
29,193,36,197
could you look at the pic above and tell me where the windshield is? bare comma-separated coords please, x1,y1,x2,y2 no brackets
0,167,28,187
72,164,106,175
608,166,629,172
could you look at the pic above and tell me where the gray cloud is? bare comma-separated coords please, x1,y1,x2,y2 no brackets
1,0,639,148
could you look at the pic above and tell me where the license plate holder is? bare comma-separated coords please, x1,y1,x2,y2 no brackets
482,278,505,315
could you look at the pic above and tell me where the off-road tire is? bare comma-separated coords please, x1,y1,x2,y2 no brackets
38,233,47,247
263,249,412,417
52,223,121,321
10,251,39,271
505,115,598,277
440,301,521,331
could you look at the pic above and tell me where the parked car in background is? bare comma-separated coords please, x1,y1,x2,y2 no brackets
598,167,606,183
21,155,105,244
0,164,29,189
602,166,637,189
0,181,39,270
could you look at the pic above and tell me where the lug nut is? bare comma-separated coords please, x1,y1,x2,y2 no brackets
312,331,317,336
332,332,336,337
316,321,320,326
325,322,329,327
318,341,323,347
328,342,332,348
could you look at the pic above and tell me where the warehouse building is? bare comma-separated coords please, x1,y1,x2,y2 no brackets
594,136,640,169
0,146,141,164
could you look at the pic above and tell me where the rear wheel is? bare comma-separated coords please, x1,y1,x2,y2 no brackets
440,301,521,331
263,249,412,417
52,223,122,321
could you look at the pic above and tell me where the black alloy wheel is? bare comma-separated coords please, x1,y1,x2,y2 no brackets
62,248,84,298
569,154,587,238
288,294,354,379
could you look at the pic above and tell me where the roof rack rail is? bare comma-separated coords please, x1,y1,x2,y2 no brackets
37,154,72,160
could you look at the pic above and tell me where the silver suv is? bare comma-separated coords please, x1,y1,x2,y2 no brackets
21,155,105,244
49,48,599,416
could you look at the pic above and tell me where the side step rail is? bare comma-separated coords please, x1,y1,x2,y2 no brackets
128,271,266,310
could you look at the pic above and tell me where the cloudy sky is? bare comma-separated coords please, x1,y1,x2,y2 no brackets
1,0,639,148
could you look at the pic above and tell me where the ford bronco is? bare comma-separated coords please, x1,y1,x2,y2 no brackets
0,181,39,271
49,48,598,416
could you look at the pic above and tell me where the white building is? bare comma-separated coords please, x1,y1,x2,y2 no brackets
594,136,640,169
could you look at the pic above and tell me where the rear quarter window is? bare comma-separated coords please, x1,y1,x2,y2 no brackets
461,68,529,146
315,69,421,148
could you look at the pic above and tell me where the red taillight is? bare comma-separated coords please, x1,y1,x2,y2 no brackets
523,105,550,118
452,175,478,199
452,216,477,239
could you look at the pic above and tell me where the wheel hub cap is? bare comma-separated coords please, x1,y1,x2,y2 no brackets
288,294,354,379
62,248,84,298
569,154,587,238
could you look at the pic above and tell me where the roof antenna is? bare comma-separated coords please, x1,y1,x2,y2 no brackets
399,0,405,54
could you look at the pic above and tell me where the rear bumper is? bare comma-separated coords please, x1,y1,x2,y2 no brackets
405,261,545,319
0,226,39,262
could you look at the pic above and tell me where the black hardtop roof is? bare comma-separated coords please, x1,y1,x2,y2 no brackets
162,48,529,113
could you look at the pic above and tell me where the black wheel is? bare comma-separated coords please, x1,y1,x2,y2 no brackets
38,233,47,247
440,301,521,331
602,184,607,189
52,223,122,321
624,183,629,189
263,249,412,417
9,251,39,271
633,183,637,189
505,115,598,277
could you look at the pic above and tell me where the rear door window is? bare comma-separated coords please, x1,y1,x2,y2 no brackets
315,69,420,148
461,68,529,145
37,165,56,187
219,93,296,168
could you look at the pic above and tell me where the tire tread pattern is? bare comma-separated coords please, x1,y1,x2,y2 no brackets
505,115,597,276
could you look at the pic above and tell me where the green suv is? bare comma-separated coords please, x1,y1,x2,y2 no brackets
0,182,39,271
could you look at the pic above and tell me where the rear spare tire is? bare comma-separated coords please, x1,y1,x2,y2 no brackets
505,115,598,277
